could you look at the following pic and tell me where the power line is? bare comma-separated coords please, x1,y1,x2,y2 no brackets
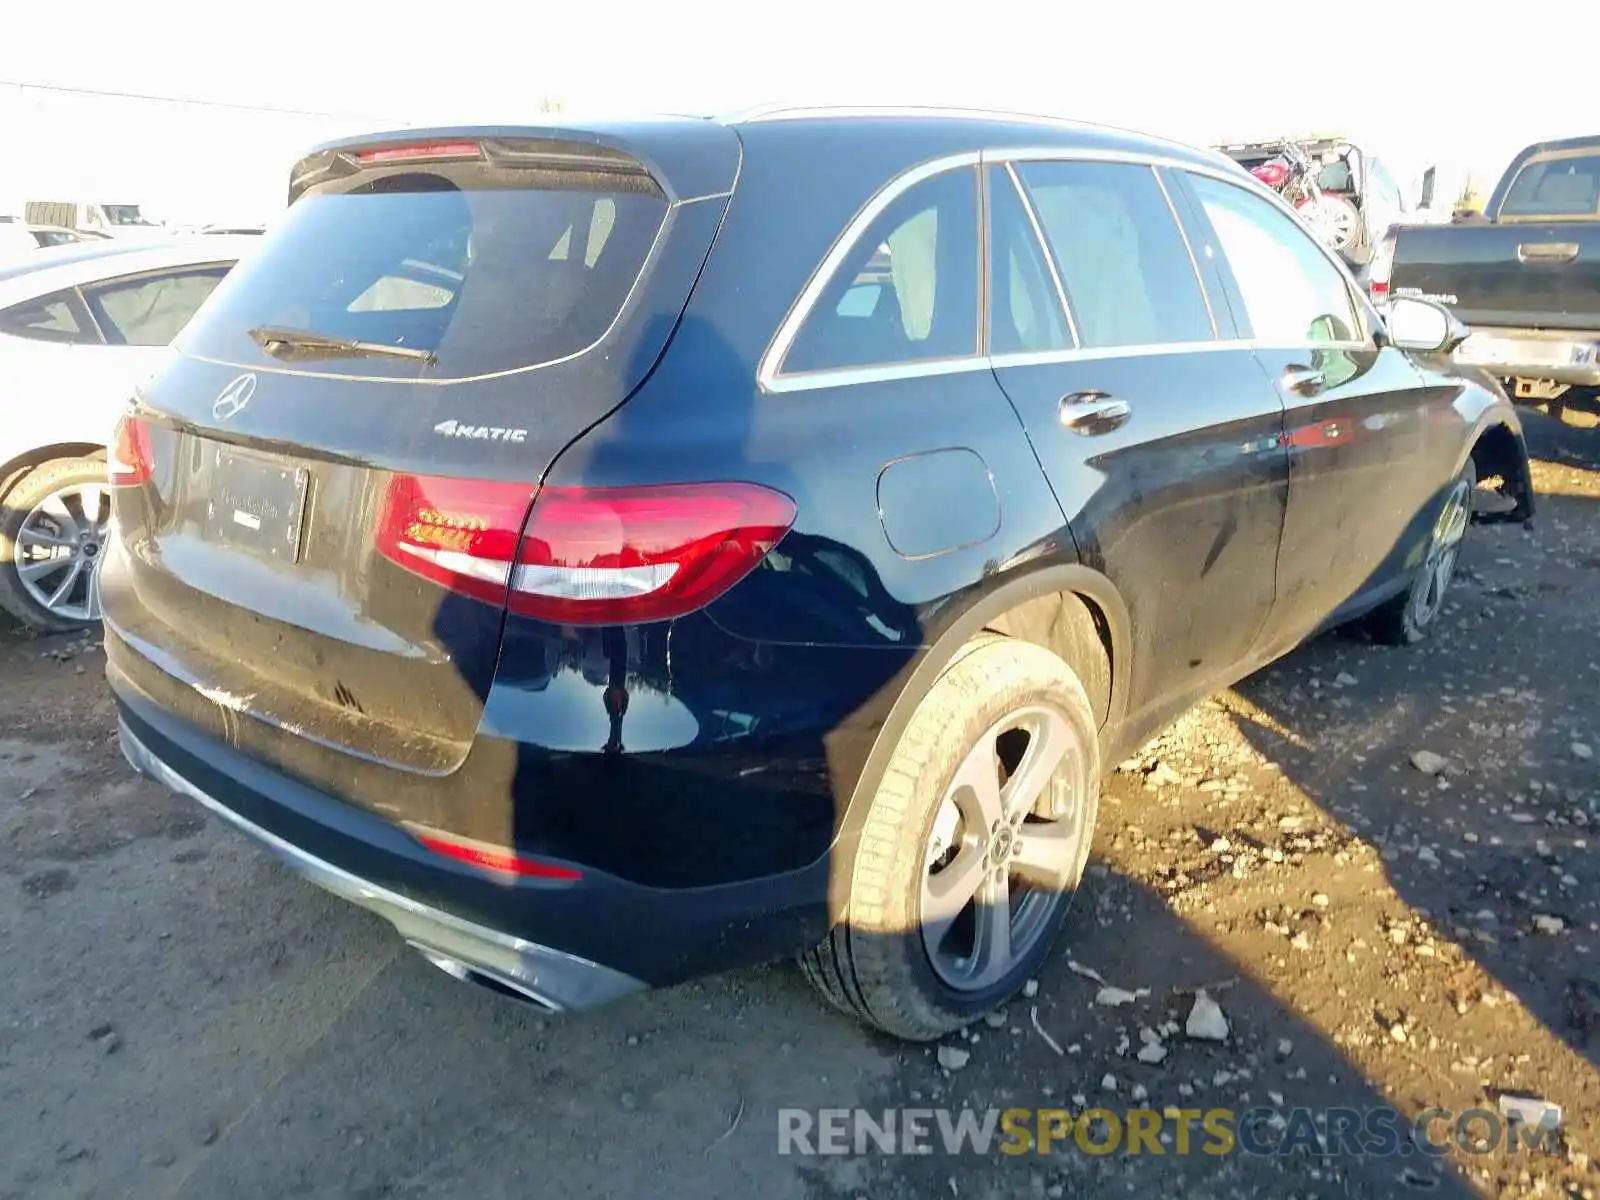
0,78,398,124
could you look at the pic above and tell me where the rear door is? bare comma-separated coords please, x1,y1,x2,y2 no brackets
102,126,740,788
0,285,105,463
1172,168,1437,647
985,156,1289,719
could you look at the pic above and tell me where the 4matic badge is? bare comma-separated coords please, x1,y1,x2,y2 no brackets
432,419,528,444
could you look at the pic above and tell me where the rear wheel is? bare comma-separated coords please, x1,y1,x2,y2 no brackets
1368,457,1474,645
0,458,110,633
800,635,1100,1041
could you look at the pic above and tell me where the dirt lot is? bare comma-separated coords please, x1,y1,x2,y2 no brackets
2,413,1597,1200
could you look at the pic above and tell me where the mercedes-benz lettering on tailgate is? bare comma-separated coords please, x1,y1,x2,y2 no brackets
104,111,1535,1040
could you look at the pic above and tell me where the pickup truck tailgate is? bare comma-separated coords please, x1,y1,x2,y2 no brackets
1390,222,1600,331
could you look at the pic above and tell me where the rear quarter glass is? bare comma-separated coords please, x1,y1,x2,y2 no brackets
179,154,669,380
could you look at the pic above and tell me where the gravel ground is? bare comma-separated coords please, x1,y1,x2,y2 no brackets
1,413,1596,1200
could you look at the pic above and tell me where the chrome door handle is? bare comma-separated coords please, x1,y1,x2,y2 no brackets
1517,241,1579,264
1058,391,1131,435
1282,366,1326,396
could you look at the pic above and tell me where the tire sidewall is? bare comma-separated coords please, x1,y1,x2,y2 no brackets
868,642,1101,1025
0,458,108,633
1400,456,1477,641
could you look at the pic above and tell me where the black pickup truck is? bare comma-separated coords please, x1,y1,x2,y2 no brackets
1389,135,1600,420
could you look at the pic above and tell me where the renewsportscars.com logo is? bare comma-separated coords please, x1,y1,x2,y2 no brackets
777,1104,1562,1159
433,419,528,443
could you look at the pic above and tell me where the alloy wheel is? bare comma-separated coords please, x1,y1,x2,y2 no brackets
1410,476,1471,628
13,483,109,623
920,704,1089,991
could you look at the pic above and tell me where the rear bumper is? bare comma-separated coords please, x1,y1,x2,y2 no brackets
1453,328,1600,388
113,685,833,1004
119,718,645,1012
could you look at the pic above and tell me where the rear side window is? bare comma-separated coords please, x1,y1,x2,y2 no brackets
0,289,98,345
1185,173,1361,346
85,267,230,347
988,167,1071,356
1501,154,1600,218
1014,161,1214,349
783,167,979,375
182,160,667,379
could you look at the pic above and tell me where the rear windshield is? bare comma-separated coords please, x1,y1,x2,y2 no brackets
1501,154,1600,219
180,164,667,379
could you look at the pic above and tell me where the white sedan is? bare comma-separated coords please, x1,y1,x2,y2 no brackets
0,222,106,257
0,238,257,631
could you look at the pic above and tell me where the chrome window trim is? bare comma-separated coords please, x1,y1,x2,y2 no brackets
1248,340,1372,353
993,146,1375,324
1001,162,1079,348
991,339,1243,369
1167,166,1378,352
986,146,1233,171
768,339,1260,394
758,143,1381,394
757,151,981,392
764,355,992,394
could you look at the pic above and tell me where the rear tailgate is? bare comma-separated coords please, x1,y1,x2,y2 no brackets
102,123,739,787
1389,221,1600,330
1391,145,1600,331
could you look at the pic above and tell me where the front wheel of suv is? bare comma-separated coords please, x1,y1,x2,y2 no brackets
1367,456,1475,646
800,634,1101,1041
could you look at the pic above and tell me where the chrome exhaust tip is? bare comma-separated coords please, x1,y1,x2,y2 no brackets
408,943,562,1012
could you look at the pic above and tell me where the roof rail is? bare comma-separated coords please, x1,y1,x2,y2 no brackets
714,101,797,124
721,104,1097,131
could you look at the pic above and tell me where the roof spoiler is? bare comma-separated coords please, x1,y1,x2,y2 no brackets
286,121,740,207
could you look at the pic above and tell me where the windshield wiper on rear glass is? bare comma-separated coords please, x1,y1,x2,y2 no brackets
248,325,436,365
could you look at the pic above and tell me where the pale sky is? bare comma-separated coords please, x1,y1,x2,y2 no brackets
1,0,1590,223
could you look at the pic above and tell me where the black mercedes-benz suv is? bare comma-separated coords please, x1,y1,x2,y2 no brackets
102,107,1533,1040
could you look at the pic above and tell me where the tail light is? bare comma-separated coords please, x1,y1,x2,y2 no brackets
352,141,482,165
1369,233,1397,300
108,414,154,486
376,476,796,624
375,474,534,605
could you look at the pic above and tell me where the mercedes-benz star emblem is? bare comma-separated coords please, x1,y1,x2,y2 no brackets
212,373,257,422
